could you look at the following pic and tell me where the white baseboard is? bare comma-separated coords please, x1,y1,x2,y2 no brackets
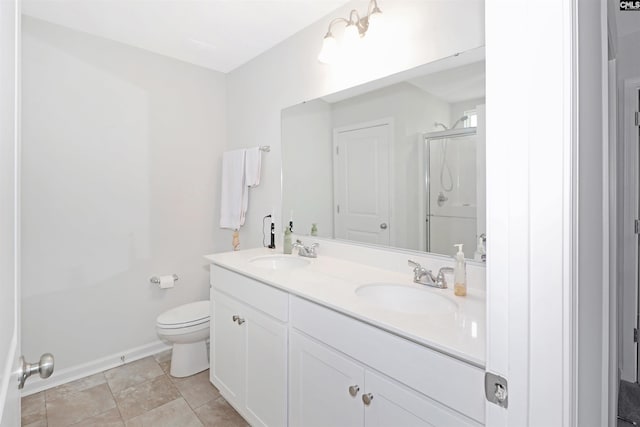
20,340,172,397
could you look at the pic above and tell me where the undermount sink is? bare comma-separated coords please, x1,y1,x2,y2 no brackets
249,255,310,270
355,283,458,315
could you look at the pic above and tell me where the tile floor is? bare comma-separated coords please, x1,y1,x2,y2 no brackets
619,380,640,427
20,351,249,427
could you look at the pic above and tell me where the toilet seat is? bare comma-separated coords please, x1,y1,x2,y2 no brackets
157,300,209,329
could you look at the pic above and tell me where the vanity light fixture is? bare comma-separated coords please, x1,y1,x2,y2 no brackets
317,0,383,64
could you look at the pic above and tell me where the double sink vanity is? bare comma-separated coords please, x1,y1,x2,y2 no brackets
205,237,486,427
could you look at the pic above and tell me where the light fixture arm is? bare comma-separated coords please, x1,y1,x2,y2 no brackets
324,17,350,37
324,0,382,38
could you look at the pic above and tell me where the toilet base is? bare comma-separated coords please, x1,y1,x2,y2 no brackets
170,340,209,378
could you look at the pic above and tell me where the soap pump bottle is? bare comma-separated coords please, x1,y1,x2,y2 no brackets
474,236,486,262
453,244,467,296
283,226,293,254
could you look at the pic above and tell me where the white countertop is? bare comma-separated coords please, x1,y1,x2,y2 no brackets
205,247,485,368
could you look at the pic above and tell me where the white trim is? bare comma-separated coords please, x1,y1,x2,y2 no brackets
607,58,619,427
20,340,171,397
0,335,17,424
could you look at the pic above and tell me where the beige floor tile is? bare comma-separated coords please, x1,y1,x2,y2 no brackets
68,407,124,426
105,357,164,394
45,372,107,402
194,397,249,427
124,398,203,427
173,371,220,409
158,360,171,375
46,383,116,427
114,375,181,420
153,350,172,364
22,420,47,427
21,391,47,426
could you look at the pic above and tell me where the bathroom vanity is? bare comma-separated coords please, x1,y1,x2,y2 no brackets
206,241,486,427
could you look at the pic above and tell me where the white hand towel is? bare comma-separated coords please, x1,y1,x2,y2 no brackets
244,147,262,187
220,149,246,230
241,147,262,221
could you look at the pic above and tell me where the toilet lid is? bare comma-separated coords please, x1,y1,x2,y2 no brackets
157,300,209,328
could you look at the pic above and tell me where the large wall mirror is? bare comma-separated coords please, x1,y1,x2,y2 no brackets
282,47,486,260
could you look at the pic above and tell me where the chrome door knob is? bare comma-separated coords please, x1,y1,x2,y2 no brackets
362,393,374,405
348,385,360,397
18,353,54,389
380,223,388,230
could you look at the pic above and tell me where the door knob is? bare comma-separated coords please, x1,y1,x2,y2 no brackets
362,393,374,405
18,353,54,389
348,385,360,397
380,223,388,230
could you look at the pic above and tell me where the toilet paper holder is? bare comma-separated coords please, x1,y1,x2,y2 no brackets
150,274,179,284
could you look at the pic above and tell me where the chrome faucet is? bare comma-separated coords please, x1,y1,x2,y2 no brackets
408,260,449,289
293,240,319,258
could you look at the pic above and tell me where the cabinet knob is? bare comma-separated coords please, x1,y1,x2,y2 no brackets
362,393,374,405
232,315,239,323
237,317,245,325
348,385,360,397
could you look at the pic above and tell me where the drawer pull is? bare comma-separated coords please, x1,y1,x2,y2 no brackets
348,385,360,397
362,393,374,405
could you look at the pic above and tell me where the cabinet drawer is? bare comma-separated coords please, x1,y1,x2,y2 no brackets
291,296,485,423
211,265,288,322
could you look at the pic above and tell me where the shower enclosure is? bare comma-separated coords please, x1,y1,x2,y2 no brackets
423,126,481,257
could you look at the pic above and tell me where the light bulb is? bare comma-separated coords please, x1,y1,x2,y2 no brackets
366,8,383,40
318,33,337,64
342,23,361,52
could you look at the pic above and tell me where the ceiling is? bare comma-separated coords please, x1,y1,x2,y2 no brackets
22,0,351,73
408,61,486,104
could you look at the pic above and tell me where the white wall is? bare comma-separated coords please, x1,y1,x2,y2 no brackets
222,0,485,252
21,17,227,373
450,97,484,125
281,99,333,238
576,1,607,424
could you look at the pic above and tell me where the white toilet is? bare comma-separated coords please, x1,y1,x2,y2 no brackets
156,300,210,378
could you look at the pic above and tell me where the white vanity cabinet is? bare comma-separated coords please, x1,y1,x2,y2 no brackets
290,296,485,427
210,265,289,427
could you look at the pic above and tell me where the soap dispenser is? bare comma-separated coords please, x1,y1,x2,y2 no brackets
474,236,486,262
453,244,467,296
283,226,293,254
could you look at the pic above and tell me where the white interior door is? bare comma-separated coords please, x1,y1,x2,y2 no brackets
333,120,391,246
0,0,21,424
622,79,640,383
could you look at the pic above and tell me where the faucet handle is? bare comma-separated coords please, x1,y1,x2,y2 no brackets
436,267,454,288
407,260,421,269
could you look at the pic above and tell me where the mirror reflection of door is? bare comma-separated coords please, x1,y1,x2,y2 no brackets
333,120,391,246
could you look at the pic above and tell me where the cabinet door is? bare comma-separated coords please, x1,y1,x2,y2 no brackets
211,291,245,404
364,371,481,427
244,305,288,427
290,330,365,427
